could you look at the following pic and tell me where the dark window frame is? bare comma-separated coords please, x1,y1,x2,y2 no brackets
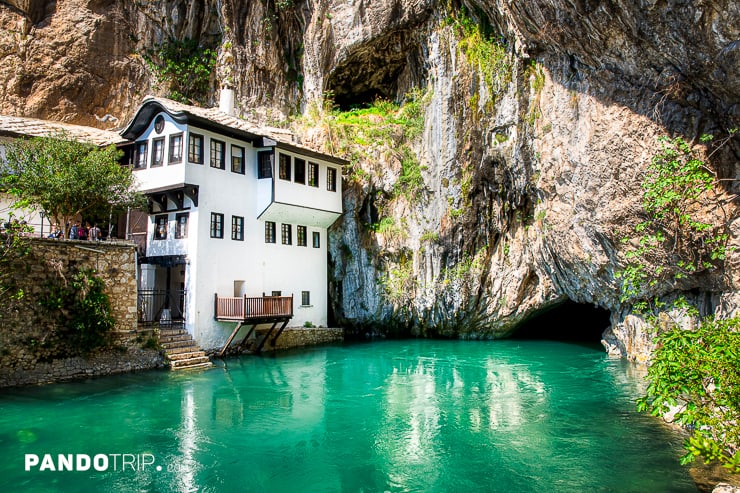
188,133,204,164
154,214,168,240
169,133,183,164
151,138,165,167
210,212,224,239
279,154,292,181
312,231,320,248
294,158,306,184
301,291,310,306
135,141,148,169
308,162,319,187
258,150,273,179
231,215,244,241
297,225,307,247
281,223,292,245
175,212,189,239
327,167,337,192
265,221,276,243
210,139,226,170
231,145,245,174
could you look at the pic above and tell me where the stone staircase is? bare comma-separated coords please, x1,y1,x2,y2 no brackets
159,326,213,370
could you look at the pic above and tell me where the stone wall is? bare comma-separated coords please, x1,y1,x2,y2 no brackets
255,327,344,352
0,238,164,387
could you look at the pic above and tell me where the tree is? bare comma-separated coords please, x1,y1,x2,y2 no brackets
0,134,144,238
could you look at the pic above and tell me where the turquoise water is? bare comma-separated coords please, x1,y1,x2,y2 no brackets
0,340,696,492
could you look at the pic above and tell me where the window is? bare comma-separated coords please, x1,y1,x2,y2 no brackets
175,213,189,239
265,221,276,243
308,162,319,187
279,154,291,180
312,231,320,248
154,115,165,134
301,291,310,306
258,150,273,179
135,141,147,169
151,138,164,167
231,215,244,241
154,214,168,240
281,223,292,245
210,139,225,169
294,158,306,184
271,291,282,296
231,145,244,174
169,133,183,164
327,167,337,192
188,133,204,164
210,213,224,239
297,225,307,246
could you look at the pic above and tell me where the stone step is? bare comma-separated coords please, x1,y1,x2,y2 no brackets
160,334,194,344
161,339,196,349
159,330,189,338
164,345,202,355
170,356,211,368
171,361,213,371
167,351,208,361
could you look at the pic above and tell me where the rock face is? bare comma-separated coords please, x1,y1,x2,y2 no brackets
0,0,737,361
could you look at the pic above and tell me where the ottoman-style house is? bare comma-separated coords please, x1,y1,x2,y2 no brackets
120,94,345,351
0,93,345,356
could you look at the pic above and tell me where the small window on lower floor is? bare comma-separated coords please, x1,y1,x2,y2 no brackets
154,214,168,240
271,291,282,297
175,212,189,239
301,291,310,306
297,225,307,246
312,231,320,248
265,221,276,243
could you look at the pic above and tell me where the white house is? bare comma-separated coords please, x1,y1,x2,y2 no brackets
119,95,345,350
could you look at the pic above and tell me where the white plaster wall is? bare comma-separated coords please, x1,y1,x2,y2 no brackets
130,114,187,192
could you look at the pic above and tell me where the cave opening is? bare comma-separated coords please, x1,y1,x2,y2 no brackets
508,300,611,343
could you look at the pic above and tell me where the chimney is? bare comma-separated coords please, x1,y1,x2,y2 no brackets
219,87,235,115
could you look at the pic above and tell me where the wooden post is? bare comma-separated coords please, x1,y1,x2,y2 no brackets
214,293,218,320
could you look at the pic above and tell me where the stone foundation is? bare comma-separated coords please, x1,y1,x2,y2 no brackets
0,238,165,387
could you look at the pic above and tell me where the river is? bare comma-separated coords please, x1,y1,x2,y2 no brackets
0,339,696,492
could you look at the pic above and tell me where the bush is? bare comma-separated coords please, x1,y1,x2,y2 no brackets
637,317,740,472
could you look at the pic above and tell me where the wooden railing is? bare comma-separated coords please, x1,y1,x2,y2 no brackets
214,294,293,321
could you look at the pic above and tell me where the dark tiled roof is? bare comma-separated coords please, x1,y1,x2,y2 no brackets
0,115,125,146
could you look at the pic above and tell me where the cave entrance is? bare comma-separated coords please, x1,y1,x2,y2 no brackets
508,300,611,343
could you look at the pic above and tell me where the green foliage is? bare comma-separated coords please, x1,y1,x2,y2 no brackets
450,13,512,98
1,135,144,240
0,216,32,305
637,317,740,472
617,134,732,302
142,38,217,104
298,89,431,201
40,268,115,353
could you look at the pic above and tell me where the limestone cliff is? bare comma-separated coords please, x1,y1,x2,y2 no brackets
0,0,737,361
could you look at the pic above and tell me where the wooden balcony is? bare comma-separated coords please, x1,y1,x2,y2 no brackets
214,294,293,323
